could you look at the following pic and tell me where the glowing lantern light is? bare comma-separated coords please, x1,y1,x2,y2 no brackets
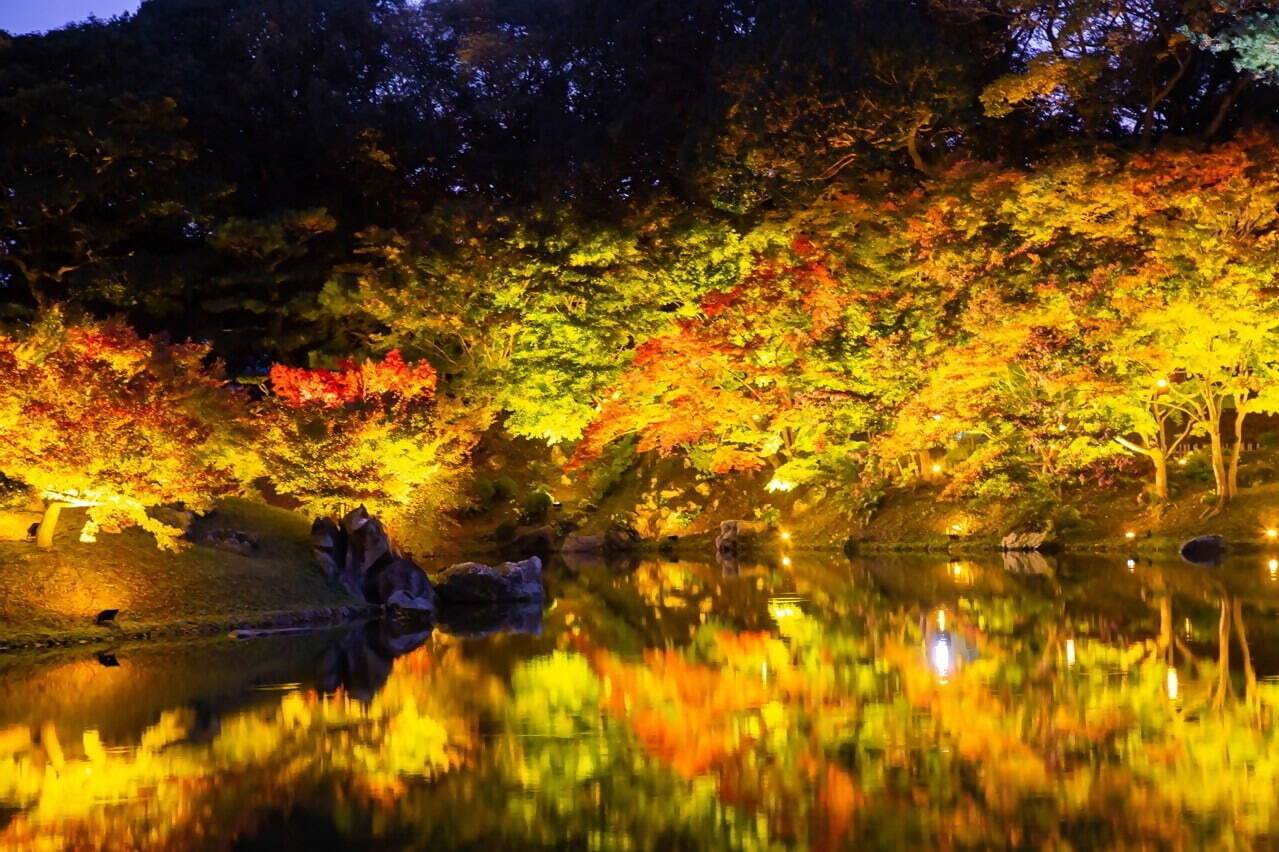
1166,668,1179,701
781,556,792,567
1065,638,1076,667
779,531,791,541
1125,531,1137,540
1126,558,1136,569
1268,529,1278,539
1156,378,1168,388
931,464,943,474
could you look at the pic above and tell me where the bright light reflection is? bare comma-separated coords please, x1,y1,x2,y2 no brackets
1167,668,1179,701
1065,639,1076,667
768,597,802,623
931,635,952,681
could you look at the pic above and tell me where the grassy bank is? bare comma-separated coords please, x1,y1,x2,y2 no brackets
845,479,1279,555
0,498,355,649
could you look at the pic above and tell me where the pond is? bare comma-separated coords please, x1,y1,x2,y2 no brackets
3,548,1279,849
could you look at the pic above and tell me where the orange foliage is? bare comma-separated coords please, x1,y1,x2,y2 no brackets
269,349,437,408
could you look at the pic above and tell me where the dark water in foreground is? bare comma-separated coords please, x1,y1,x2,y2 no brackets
4,550,1279,850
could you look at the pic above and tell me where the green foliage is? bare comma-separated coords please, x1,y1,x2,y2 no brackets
1189,9,1279,84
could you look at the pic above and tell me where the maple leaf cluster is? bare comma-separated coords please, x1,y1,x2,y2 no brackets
0,312,246,550
269,349,437,408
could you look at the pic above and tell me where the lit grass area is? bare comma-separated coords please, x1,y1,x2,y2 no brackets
0,497,354,647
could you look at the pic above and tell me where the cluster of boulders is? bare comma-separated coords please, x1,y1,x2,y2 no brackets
311,507,544,617
562,527,640,555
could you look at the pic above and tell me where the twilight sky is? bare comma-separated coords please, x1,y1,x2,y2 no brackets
0,0,141,34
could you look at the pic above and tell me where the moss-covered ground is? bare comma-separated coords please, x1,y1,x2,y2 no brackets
0,498,353,648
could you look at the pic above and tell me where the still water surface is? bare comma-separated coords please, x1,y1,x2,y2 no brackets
4,549,1279,849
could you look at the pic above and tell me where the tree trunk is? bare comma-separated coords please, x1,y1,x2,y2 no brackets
1228,409,1248,498
1151,448,1168,501
1208,422,1229,501
36,501,69,549
1204,73,1251,141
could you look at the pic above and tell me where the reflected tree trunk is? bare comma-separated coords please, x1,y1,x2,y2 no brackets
1230,597,1258,708
1212,596,1232,710
1157,595,1172,656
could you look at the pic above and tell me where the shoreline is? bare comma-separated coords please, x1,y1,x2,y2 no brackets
2,528,1268,653
0,603,382,654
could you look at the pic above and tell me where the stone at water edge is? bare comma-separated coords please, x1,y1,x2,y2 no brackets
715,520,772,555
312,507,436,609
505,525,556,557
370,556,436,613
1000,529,1055,552
310,517,346,579
562,529,638,555
561,533,606,553
433,556,544,603
1180,535,1227,567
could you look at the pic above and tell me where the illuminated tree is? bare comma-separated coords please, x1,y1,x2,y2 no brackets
256,349,478,547
0,312,245,550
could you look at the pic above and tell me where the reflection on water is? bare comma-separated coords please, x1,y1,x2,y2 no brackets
5,550,1279,848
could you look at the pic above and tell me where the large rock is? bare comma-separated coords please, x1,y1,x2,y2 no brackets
310,517,349,587
312,506,432,609
1000,529,1056,552
342,506,395,578
503,525,556,559
562,528,638,555
433,556,544,603
369,556,436,613
1180,535,1226,567
715,520,772,555
562,533,606,553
